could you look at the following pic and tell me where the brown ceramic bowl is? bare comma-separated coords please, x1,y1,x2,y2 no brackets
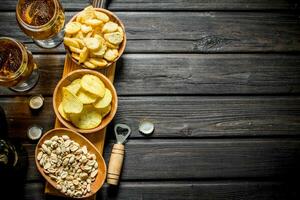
35,128,107,198
64,7,126,69
53,69,118,134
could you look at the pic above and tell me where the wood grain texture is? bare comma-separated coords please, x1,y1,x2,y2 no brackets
24,138,300,181
21,181,300,200
108,0,299,11
1,12,300,53
115,54,300,95
1,54,300,95
2,96,300,139
2,0,297,11
0,0,92,11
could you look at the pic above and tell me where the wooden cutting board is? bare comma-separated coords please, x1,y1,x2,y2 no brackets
44,55,116,200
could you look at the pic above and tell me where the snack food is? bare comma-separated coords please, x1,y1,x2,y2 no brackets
64,6,125,69
37,135,98,198
59,74,112,130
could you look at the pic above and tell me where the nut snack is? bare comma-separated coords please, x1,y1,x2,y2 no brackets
37,135,98,198
64,6,125,69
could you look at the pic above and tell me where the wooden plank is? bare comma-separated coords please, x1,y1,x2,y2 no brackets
43,49,116,199
2,96,300,139
1,12,300,53
24,138,300,181
1,54,300,96
22,181,300,200
0,0,91,11
108,0,299,11
2,0,297,11
113,54,300,95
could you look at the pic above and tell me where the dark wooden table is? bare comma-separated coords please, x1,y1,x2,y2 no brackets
1,0,300,199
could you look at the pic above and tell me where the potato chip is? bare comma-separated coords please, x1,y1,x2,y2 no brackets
94,11,109,22
65,22,81,34
85,19,103,27
64,37,79,48
93,88,112,109
80,6,95,23
104,49,118,61
62,88,83,114
85,31,94,38
81,74,105,97
90,46,106,57
94,34,105,43
74,31,84,39
72,53,80,61
105,40,119,49
81,24,93,33
89,58,108,68
117,26,124,37
77,89,98,104
69,46,83,54
66,78,81,95
104,32,123,45
79,47,89,63
65,33,72,38
71,79,81,85
70,105,102,129
65,79,81,95
83,38,100,51
83,61,97,69
73,38,85,48
102,22,118,33
99,104,111,117
58,103,70,121
76,11,85,23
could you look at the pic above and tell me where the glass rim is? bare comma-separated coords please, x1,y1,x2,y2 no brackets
0,37,28,81
16,0,60,31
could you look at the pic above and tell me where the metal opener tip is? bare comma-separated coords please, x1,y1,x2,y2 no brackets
114,123,131,144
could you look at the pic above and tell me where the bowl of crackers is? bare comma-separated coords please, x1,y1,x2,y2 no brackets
63,6,126,69
53,69,118,134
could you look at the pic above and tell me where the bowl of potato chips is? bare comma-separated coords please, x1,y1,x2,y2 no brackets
63,6,126,69
53,69,118,134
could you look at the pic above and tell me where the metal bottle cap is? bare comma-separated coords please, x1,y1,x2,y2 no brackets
27,125,43,140
29,95,44,110
139,121,154,135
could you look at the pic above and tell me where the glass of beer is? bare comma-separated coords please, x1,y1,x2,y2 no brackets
16,0,65,49
0,37,39,92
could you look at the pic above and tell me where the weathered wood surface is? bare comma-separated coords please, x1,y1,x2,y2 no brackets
108,0,300,11
24,139,300,181
21,181,299,200
1,0,298,11
0,0,91,11
1,12,300,53
1,54,300,96
2,96,300,139
1,0,300,199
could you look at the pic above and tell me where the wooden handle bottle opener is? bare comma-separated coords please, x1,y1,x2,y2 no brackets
107,124,131,185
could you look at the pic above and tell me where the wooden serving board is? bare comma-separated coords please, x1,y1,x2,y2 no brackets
44,55,116,200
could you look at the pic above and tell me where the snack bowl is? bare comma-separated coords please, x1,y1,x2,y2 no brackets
35,128,107,198
53,69,118,134
64,6,126,69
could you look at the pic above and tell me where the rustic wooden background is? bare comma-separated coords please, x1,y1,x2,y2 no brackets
0,0,300,199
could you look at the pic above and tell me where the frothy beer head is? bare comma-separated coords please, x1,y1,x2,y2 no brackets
0,38,22,78
21,0,55,26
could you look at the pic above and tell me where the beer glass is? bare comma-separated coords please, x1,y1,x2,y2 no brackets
0,37,39,92
16,0,65,48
